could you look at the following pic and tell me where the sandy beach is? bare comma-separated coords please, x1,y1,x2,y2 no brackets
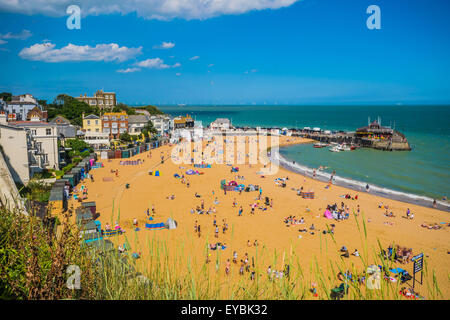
69,136,450,299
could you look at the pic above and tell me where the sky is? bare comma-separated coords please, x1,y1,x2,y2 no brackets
0,0,449,106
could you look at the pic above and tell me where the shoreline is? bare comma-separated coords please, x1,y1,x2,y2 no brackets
269,141,450,212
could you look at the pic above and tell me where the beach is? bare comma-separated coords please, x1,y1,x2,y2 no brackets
70,135,450,299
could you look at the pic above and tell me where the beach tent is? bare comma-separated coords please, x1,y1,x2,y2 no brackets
186,169,195,175
154,170,160,176
174,173,180,178
228,181,238,186
164,218,178,230
324,209,333,219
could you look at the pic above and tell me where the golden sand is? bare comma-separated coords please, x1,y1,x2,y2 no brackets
69,136,450,299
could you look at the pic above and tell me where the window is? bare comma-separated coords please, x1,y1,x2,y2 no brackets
103,123,109,128
46,128,52,135
103,116,109,121
95,120,98,125
95,128,99,132
87,120,90,125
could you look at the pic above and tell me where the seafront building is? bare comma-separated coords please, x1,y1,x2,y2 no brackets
4,94,42,121
172,115,194,129
150,115,171,136
0,114,54,183
49,116,77,140
102,111,128,139
75,90,117,110
82,114,102,133
209,118,232,131
8,121,60,170
128,114,150,135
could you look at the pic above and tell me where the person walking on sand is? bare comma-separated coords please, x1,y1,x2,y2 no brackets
215,225,219,238
225,259,231,276
238,206,243,216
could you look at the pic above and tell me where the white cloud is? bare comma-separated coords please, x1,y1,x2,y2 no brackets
189,56,200,60
208,63,214,67
0,29,32,40
176,73,181,76
0,0,300,20
153,41,175,49
19,42,142,63
117,67,141,73
0,39,7,45
245,69,258,74
135,58,181,69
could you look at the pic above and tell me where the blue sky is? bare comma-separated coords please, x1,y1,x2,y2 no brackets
0,0,449,105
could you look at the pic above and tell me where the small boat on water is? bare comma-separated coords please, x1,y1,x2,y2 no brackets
329,145,343,152
313,142,329,148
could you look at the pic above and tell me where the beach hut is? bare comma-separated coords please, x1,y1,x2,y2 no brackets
107,150,115,159
115,150,122,159
63,174,75,187
81,201,97,215
122,149,130,158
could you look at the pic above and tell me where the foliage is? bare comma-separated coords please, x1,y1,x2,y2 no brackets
119,132,132,142
0,92,12,102
142,121,158,137
17,181,52,203
142,105,164,115
0,207,95,299
113,103,136,115
45,94,101,126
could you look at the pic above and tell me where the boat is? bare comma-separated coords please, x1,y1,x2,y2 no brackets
313,142,328,148
329,145,343,152
341,144,351,151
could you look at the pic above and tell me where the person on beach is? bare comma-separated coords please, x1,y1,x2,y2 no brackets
215,225,219,238
366,184,370,192
433,199,437,208
233,251,238,263
225,259,231,276
238,206,243,216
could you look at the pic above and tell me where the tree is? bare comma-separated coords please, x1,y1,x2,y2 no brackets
0,92,12,102
45,94,101,126
113,102,136,115
142,120,158,137
143,105,164,115
119,132,132,142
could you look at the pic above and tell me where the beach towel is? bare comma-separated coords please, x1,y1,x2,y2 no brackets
324,209,333,219
145,223,165,230
102,177,113,182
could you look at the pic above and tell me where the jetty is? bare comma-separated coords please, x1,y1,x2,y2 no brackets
296,119,411,151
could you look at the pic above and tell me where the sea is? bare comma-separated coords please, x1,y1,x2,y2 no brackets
159,105,450,203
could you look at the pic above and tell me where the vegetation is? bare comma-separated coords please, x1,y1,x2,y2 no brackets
142,121,158,137
119,132,132,143
17,181,52,203
0,92,12,102
44,94,101,126
0,204,444,300
112,103,136,115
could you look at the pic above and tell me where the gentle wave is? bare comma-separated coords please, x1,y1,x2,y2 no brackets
269,149,450,212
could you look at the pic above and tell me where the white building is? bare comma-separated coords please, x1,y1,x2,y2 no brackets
150,115,171,136
83,131,110,150
9,121,60,170
209,118,232,131
0,115,50,183
128,114,150,135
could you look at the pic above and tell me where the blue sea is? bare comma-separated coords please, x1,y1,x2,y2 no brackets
159,105,450,201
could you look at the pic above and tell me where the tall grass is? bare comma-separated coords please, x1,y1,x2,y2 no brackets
0,204,444,300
